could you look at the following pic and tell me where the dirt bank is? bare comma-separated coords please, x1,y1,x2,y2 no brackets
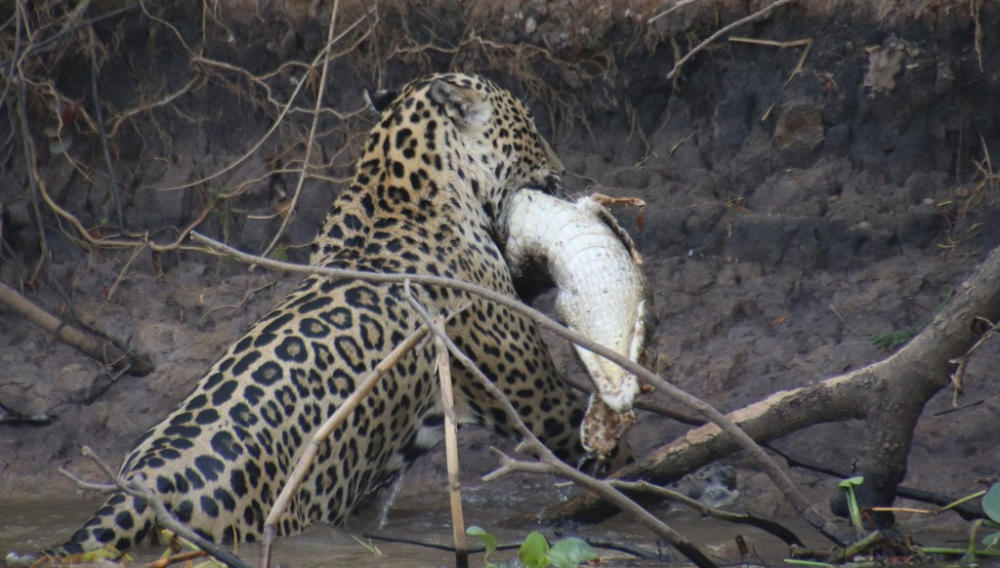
1,0,999,532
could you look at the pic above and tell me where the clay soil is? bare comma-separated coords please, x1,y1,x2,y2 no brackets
2,0,1000,551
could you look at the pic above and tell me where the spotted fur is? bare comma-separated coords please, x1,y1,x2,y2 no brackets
47,73,589,555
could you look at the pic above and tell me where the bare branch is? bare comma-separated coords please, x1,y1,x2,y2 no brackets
667,0,797,80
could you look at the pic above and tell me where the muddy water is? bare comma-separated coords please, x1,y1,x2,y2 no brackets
0,485,971,566
0,487,810,567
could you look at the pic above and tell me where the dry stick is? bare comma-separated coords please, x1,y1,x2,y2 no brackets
667,0,797,80
191,231,845,545
648,0,702,24
0,280,151,375
59,447,251,568
728,36,812,88
399,283,717,568
948,317,998,397
258,321,433,568
609,480,804,547
105,244,146,302
435,316,469,568
142,550,209,568
260,0,338,258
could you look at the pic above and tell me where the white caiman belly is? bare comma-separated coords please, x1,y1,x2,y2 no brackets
502,188,654,456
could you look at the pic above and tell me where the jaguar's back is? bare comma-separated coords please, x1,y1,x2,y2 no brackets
41,73,589,556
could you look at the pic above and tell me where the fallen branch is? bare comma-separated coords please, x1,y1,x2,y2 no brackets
0,280,153,376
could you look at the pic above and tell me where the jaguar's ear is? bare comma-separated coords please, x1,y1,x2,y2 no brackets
364,88,399,113
428,79,492,128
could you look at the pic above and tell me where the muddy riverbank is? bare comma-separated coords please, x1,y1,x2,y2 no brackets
1,0,999,559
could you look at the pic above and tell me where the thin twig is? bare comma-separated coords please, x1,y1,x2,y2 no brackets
16,78,49,285
88,26,125,229
191,230,846,545
648,0,702,24
106,75,202,138
105,245,146,302
610,479,804,546
141,550,209,568
400,283,717,568
59,446,251,568
260,0,338,258
258,318,436,568
0,4,137,70
728,36,812,88
198,278,277,329
948,317,998,398
667,0,797,80
435,315,468,568
826,530,886,564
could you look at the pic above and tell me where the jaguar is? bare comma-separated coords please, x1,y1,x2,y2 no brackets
39,73,594,556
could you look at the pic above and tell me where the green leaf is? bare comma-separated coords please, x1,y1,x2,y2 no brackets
519,531,550,568
466,526,498,555
983,484,1000,524
982,531,1000,550
467,525,499,566
838,476,864,489
784,560,835,567
545,538,598,568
